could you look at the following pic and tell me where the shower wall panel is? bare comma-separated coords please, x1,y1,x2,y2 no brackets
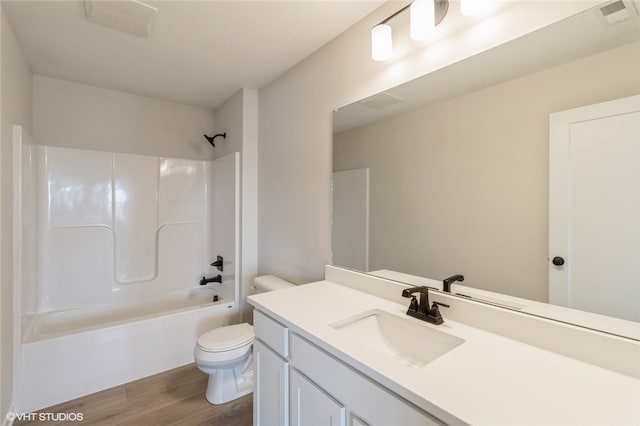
113,153,159,283
34,146,225,313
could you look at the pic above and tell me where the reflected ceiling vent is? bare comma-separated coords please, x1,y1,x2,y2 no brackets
84,0,158,37
595,0,637,26
358,92,404,110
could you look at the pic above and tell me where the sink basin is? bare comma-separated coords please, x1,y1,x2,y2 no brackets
329,309,464,368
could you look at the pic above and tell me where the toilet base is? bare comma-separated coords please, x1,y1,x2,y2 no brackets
204,354,254,405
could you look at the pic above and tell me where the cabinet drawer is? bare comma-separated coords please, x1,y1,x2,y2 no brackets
254,310,289,358
290,333,444,426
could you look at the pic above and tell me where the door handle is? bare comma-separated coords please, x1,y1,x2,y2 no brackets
552,256,565,266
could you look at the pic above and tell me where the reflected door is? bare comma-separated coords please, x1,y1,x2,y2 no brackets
549,95,640,322
332,169,369,271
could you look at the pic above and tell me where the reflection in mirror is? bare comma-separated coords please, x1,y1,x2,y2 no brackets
331,5,640,339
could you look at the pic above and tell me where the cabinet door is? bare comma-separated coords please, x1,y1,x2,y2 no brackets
254,340,289,426
290,369,345,426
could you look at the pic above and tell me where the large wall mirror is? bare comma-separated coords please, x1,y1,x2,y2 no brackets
332,4,640,339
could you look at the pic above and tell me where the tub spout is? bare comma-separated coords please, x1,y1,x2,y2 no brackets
200,275,222,285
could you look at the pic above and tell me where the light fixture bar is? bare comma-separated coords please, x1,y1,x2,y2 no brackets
379,3,412,25
371,0,449,61
373,0,449,27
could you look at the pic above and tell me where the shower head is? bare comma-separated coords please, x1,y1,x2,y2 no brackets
204,133,226,147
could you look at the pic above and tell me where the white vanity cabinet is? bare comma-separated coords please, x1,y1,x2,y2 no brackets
253,309,444,426
254,310,290,426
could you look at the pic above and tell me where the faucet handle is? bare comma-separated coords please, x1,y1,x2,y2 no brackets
408,296,419,312
428,302,447,325
210,255,224,271
430,301,449,315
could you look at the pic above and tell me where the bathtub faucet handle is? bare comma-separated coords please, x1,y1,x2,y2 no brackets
200,275,222,286
210,256,224,271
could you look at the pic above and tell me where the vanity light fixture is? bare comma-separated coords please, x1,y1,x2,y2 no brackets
371,24,393,61
410,0,435,41
371,0,449,61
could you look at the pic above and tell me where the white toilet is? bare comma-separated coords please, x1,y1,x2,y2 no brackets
194,275,294,404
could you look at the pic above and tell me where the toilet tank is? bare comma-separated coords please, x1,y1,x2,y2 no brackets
254,275,295,294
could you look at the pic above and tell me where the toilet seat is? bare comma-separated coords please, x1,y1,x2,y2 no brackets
196,323,254,353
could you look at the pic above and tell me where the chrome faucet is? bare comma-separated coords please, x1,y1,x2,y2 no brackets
401,286,449,325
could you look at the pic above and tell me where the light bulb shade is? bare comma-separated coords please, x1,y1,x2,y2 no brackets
371,24,392,61
460,0,491,16
410,0,435,41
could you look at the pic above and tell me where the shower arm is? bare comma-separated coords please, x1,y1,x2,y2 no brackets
204,133,226,147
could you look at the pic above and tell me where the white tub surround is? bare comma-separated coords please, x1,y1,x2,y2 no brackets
25,145,240,311
16,144,242,413
248,269,640,425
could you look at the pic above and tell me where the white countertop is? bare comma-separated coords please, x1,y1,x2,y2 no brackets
248,280,640,426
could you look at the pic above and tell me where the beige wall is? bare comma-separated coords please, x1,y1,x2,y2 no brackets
33,76,215,160
213,90,243,158
1,6,32,420
257,2,596,284
333,42,640,302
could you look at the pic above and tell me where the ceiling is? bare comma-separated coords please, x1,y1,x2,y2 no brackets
2,0,384,110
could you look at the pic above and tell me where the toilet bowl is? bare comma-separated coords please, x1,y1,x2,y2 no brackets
194,275,294,404
194,323,255,404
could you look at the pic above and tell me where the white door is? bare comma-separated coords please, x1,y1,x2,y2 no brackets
331,168,369,271
549,95,640,322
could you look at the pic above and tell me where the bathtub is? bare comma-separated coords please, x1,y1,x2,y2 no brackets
17,287,238,413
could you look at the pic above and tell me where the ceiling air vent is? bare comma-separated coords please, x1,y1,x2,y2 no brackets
595,0,638,26
84,0,158,37
358,92,404,110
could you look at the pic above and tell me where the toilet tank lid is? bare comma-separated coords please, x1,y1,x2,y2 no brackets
197,323,254,352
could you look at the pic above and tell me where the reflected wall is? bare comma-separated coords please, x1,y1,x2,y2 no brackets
333,42,640,302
